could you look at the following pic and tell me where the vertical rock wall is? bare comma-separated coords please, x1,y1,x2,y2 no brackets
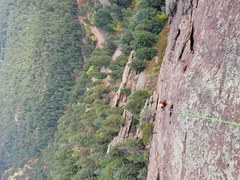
148,0,240,179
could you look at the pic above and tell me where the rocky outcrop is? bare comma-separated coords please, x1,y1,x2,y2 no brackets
107,110,134,153
140,91,159,126
110,51,136,107
147,0,240,179
108,91,159,153
110,51,148,107
77,0,86,6
112,48,123,61
108,51,158,152
98,0,110,7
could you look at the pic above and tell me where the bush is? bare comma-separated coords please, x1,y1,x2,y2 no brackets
91,55,112,68
96,72,108,79
120,44,132,54
136,47,157,61
116,54,128,67
130,8,164,33
94,8,113,30
120,88,131,95
94,113,123,143
133,31,158,49
119,30,134,45
125,90,150,115
109,63,124,80
86,66,95,77
130,57,146,73
109,0,132,7
141,123,153,145
137,0,165,10
103,36,119,56
109,4,124,22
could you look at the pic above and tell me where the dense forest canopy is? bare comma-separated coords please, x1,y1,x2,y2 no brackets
0,0,83,177
0,0,166,179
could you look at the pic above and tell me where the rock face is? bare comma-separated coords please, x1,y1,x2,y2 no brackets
98,0,110,7
110,51,147,107
148,0,240,179
108,92,159,153
108,51,157,152
77,0,86,6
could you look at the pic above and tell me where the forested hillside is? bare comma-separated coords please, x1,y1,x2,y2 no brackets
0,0,166,179
0,0,83,178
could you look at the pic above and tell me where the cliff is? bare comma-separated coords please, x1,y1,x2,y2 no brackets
148,0,240,179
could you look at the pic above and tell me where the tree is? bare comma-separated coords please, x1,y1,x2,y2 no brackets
130,57,146,73
130,8,164,33
125,90,150,115
137,0,165,10
133,31,158,49
136,47,157,61
94,8,113,31
109,0,132,8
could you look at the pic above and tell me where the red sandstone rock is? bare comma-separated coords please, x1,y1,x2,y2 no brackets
148,0,240,179
77,0,86,6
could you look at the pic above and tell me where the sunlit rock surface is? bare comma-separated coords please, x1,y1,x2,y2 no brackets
148,0,240,179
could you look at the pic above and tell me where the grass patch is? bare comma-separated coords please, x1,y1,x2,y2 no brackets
142,122,153,145
156,24,169,66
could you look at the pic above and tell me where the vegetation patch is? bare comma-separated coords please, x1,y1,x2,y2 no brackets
142,123,154,145
125,90,150,115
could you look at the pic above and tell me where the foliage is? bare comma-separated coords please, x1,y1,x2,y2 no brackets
137,0,165,10
0,0,83,177
109,0,133,7
133,30,158,49
125,90,150,115
142,123,153,145
130,57,146,73
108,54,128,80
96,72,108,79
136,47,157,61
109,63,124,79
120,88,132,95
94,8,113,31
130,7,164,33
102,35,119,56
100,139,146,180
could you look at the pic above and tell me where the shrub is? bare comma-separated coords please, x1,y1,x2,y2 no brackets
136,47,157,61
137,168,148,180
94,8,113,31
95,72,108,79
91,55,112,68
109,63,124,80
109,4,123,22
103,36,119,56
137,0,165,10
133,31,158,49
116,54,128,67
130,8,164,33
141,122,153,145
86,66,95,77
120,44,132,54
120,88,131,95
125,90,150,115
119,30,134,45
109,0,132,7
130,57,146,73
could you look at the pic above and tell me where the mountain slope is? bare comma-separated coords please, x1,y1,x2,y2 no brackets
148,0,240,179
